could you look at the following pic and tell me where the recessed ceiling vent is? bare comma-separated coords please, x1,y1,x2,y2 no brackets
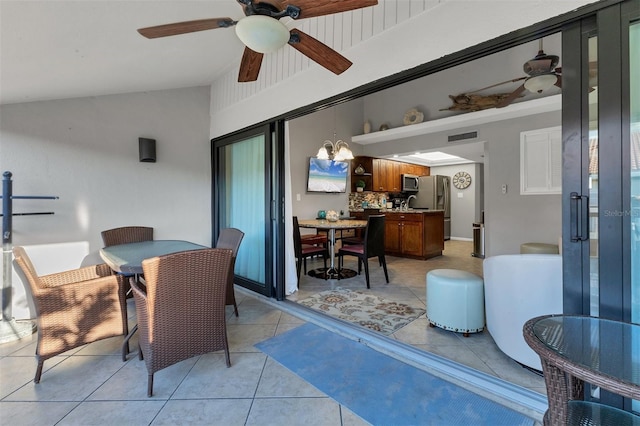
448,131,478,143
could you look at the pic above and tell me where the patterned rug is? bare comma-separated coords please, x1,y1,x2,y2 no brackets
298,288,425,335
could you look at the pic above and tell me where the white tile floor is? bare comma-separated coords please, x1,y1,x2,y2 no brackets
0,294,370,426
288,240,547,395
0,241,546,425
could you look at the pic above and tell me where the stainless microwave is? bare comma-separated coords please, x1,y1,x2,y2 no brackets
402,174,419,192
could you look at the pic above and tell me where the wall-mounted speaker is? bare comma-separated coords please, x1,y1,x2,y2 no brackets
139,138,156,163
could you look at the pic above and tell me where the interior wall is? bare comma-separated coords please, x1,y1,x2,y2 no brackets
0,86,212,251
362,109,561,256
288,100,364,221
429,163,480,240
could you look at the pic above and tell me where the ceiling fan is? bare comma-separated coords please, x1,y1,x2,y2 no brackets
137,0,378,82
494,39,562,108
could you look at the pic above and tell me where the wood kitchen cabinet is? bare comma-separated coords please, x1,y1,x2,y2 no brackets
352,156,430,192
384,211,444,259
373,158,401,192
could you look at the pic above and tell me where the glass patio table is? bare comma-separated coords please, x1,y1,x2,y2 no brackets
298,219,367,279
99,240,208,360
524,314,640,425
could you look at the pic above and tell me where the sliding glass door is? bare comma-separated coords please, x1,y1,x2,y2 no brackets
212,124,282,297
562,0,639,411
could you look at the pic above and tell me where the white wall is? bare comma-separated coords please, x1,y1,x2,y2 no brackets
429,163,482,240
288,100,364,220
0,87,212,251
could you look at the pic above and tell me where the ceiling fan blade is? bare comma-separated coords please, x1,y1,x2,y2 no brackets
238,47,264,82
280,0,378,19
137,18,235,39
554,75,562,89
289,29,352,75
469,76,526,94
495,84,526,108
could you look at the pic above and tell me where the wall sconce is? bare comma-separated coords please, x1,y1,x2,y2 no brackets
316,136,354,162
139,138,156,163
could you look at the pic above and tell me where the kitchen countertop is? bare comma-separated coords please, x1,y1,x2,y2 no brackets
349,209,444,214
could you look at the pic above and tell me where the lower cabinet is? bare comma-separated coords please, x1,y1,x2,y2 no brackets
384,212,444,259
348,211,444,259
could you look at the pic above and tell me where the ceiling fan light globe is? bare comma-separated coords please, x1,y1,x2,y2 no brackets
524,74,557,94
235,15,289,54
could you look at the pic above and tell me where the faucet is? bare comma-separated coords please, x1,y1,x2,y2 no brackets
406,195,417,210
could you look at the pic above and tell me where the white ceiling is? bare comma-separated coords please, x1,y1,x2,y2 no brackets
0,1,248,105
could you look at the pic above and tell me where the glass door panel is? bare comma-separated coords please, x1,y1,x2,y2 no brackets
630,19,639,326
214,126,274,297
588,35,599,317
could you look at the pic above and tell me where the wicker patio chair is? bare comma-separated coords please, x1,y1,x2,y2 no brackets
12,246,129,383
100,226,154,247
215,228,245,317
131,248,234,397
101,226,154,294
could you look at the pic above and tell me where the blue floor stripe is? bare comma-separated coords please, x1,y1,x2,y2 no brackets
256,323,534,426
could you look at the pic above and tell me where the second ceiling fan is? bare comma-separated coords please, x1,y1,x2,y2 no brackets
494,40,563,108
137,0,378,82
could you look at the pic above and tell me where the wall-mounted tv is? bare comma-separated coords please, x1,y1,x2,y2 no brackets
306,158,349,193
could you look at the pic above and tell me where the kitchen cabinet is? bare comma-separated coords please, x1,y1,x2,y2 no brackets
352,156,429,192
383,211,444,259
373,158,402,192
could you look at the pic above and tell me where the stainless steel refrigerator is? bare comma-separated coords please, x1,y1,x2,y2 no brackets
410,175,451,240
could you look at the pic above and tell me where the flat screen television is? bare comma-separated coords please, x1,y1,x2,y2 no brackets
306,158,349,193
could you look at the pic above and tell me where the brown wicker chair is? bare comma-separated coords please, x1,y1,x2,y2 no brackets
101,226,154,294
12,246,129,383
215,228,245,317
131,248,234,397
100,226,154,247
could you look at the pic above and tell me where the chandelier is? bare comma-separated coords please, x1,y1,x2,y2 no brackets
316,136,354,162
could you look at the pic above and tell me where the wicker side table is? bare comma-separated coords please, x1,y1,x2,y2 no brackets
524,315,640,425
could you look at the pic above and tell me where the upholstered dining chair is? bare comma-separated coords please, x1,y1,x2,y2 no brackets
215,227,245,317
337,215,389,289
341,208,381,246
12,246,129,383
131,248,233,397
293,216,329,282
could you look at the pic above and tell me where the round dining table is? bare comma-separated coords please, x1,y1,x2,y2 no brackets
298,219,367,279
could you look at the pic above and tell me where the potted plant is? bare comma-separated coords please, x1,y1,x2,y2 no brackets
356,179,366,192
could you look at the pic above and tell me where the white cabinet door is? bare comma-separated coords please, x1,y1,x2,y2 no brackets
520,126,562,195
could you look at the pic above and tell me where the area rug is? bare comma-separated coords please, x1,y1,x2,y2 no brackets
297,288,425,335
255,323,534,426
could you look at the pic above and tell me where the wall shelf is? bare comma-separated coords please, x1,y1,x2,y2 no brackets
352,95,561,145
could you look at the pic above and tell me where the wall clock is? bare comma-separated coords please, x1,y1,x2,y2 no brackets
453,171,472,189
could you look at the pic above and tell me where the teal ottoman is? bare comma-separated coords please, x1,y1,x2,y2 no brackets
426,269,485,337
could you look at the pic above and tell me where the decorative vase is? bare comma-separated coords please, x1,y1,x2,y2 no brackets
363,120,372,134
357,187,364,192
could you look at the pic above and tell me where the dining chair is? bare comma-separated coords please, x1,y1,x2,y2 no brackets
337,215,389,289
101,226,154,293
293,216,329,282
341,208,381,246
131,248,234,397
101,226,154,247
215,227,245,317
12,246,129,383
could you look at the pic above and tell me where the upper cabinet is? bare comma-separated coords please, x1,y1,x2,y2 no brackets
351,156,429,192
520,126,562,195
